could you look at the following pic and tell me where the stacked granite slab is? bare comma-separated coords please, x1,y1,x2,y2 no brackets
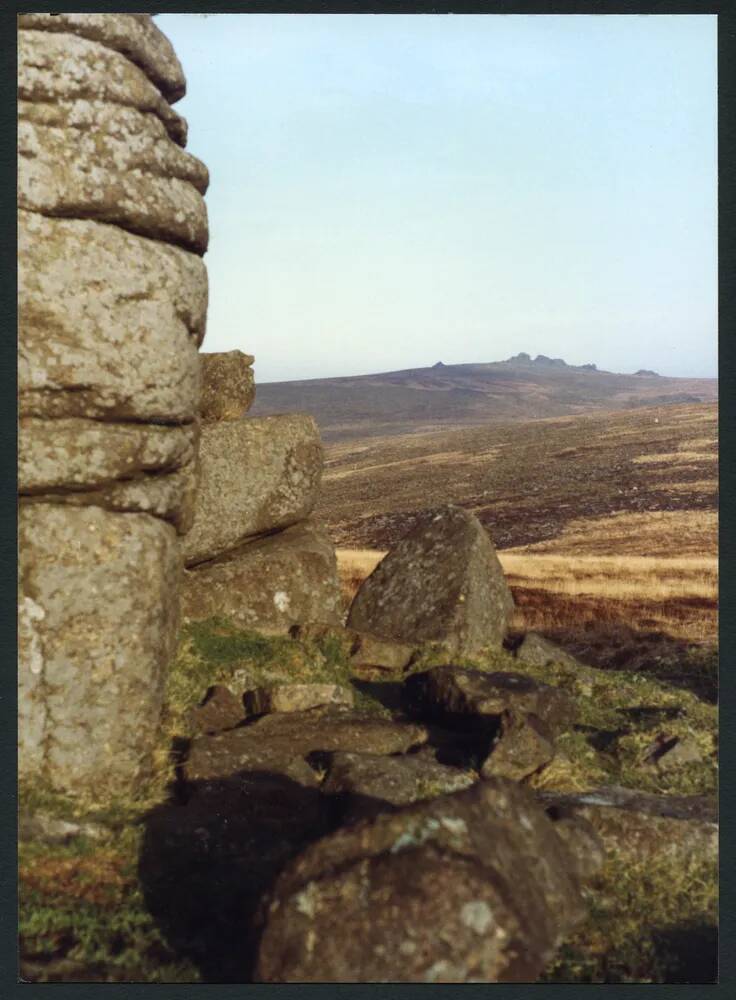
181,352,342,633
18,14,208,797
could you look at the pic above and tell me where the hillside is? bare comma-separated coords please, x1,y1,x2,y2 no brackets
317,401,718,554
251,354,718,442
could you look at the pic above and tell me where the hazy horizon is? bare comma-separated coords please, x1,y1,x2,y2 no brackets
159,13,718,383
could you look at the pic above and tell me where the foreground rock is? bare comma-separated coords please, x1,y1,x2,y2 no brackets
482,711,555,781
183,415,323,565
537,786,718,864
320,750,477,821
347,505,514,656
515,632,586,672
200,350,255,421
181,520,341,631
183,707,428,791
18,504,179,794
255,778,593,982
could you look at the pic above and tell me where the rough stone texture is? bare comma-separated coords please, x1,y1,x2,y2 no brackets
187,686,245,736
19,211,206,423
320,750,477,821
19,112,209,254
255,778,588,983
200,350,255,422
18,14,187,103
18,504,180,796
19,29,187,145
183,707,428,788
244,684,354,716
347,505,514,656
19,417,199,532
482,711,555,782
538,787,718,865
181,520,341,632
183,415,323,566
403,666,576,737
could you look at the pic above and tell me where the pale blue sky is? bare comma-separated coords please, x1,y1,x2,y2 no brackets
158,13,717,383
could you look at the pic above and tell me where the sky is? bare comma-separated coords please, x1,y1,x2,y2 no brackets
158,13,717,383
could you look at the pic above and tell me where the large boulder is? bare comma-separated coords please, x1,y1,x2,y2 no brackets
200,350,255,422
183,415,323,565
17,13,187,103
347,505,514,656
181,519,341,631
255,778,591,982
18,504,180,796
18,211,206,423
18,417,199,533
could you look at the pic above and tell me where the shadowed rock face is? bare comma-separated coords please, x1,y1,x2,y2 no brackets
183,415,323,566
181,519,341,632
403,665,576,736
347,505,514,656
255,778,592,983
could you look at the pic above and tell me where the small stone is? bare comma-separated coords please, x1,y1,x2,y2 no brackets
200,350,255,421
482,711,555,782
244,684,354,716
187,685,245,735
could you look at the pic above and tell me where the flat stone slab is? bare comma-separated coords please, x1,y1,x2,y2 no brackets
183,415,323,566
320,750,477,821
244,683,354,716
19,417,198,533
537,786,718,863
347,505,514,657
181,520,341,631
183,707,429,787
18,13,187,103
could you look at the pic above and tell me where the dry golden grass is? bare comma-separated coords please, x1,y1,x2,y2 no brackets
632,451,716,465
336,541,718,644
511,510,717,558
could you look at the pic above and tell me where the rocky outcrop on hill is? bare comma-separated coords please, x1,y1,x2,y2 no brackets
18,14,208,797
347,505,514,656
